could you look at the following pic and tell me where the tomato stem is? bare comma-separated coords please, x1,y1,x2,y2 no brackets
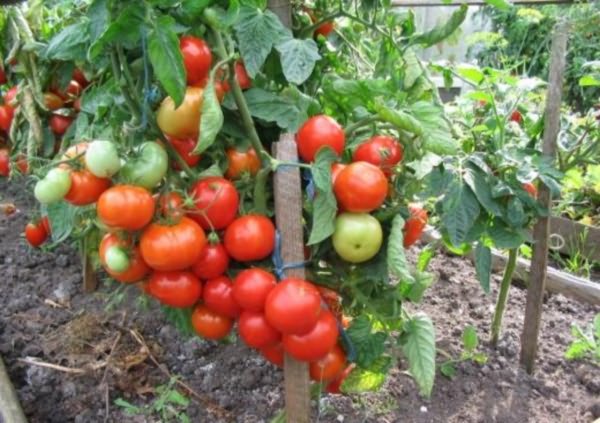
490,248,518,347
253,167,271,214
210,28,273,166
110,49,142,124
344,116,380,137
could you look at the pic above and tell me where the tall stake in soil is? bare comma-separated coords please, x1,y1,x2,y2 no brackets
490,248,518,347
520,22,569,373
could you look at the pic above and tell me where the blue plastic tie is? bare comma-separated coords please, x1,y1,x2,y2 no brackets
303,169,316,200
271,230,306,280
337,321,357,363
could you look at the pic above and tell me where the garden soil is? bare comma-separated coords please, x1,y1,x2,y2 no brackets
1,179,599,423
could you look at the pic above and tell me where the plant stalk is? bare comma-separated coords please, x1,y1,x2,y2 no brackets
490,248,518,347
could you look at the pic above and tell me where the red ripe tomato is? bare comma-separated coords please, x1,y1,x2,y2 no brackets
191,242,229,280
97,185,155,230
49,114,74,136
224,214,275,262
523,182,538,199
203,276,241,319
189,177,239,230
4,86,17,106
99,233,150,283
147,270,202,308
260,342,284,367
309,345,346,382
239,311,281,349
180,36,212,86
191,304,233,340
215,80,229,103
73,97,81,113
283,310,339,362
25,220,48,247
296,115,345,162
403,204,428,248
41,216,51,235
158,192,184,220
53,80,82,101
64,170,111,206
510,110,523,124
232,268,276,312
15,155,28,174
0,149,9,177
0,67,6,84
140,217,206,271
334,161,388,212
225,148,260,179
0,105,14,132
331,163,346,185
43,92,64,110
235,61,251,90
326,365,354,394
353,135,403,177
315,21,335,38
65,169,110,206
167,136,201,168
265,278,321,335
72,68,89,88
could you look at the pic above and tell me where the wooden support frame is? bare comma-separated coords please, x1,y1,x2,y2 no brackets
520,23,569,374
0,355,27,423
273,136,311,423
421,229,600,305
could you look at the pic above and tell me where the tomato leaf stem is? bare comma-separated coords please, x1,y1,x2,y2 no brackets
490,248,518,347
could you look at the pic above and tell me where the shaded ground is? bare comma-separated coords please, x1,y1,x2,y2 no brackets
1,178,599,423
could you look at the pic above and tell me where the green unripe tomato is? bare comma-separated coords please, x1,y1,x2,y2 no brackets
34,168,72,204
332,212,383,263
85,140,121,178
120,142,168,189
105,246,130,273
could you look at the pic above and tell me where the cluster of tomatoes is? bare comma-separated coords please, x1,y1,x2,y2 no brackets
295,114,428,263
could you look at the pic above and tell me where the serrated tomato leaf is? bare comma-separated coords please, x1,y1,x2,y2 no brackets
346,315,388,368
307,148,337,245
388,215,415,284
275,37,321,85
194,75,223,154
340,356,392,394
399,314,436,397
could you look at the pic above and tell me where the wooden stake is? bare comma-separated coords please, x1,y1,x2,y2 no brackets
273,136,311,423
519,22,569,374
0,355,27,423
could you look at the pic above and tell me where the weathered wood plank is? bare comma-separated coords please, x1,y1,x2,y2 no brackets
547,216,600,262
421,228,600,305
520,22,568,374
273,136,311,423
0,355,28,423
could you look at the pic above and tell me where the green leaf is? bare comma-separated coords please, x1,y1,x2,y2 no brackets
388,215,415,284
579,75,600,87
307,148,338,245
194,76,224,154
275,37,320,85
241,87,311,132
440,361,456,379
462,325,479,352
400,315,436,397
474,242,492,294
165,390,190,407
484,0,511,10
406,152,442,180
114,398,143,414
181,0,212,19
465,90,493,103
148,16,186,107
340,356,392,394
417,245,435,272
44,21,90,61
234,6,288,77
403,271,435,303
403,47,422,89
506,197,526,227
346,315,388,368
441,181,480,247
488,220,524,249
456,64,484,85
376,105,423,136
463,167,503,217
410,4,467,47
44,201,78,243
88,0,109,40
161,306,195,337
88,3,146,59
409,102,459,155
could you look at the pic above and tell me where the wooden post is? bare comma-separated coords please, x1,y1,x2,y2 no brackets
0,355,27,423
267,0,292,28
273,135,311,423
519,22,569,374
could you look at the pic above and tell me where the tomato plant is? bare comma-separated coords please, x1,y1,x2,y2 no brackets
25,220,48,247
203,276,241,319
192,241,229,280
191,304,233,340
97,185,155,230
189,177,239,230
147,270,203,308
224,215,276,262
